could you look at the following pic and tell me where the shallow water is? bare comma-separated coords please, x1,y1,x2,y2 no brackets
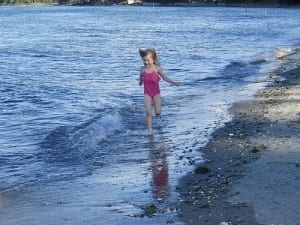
0,5,299,225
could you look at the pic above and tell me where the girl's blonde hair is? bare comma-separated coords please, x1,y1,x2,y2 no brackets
139,48,161,66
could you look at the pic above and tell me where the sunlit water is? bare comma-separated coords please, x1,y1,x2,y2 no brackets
0,6,299,225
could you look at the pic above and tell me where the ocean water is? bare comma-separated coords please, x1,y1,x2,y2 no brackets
0,6,299,225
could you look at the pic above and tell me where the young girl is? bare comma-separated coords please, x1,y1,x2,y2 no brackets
139,48,180,135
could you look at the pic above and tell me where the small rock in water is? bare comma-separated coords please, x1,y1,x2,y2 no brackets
143,204,157,217
251,147,260,153
194,166,210,174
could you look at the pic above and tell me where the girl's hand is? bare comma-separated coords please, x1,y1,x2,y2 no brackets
174,81,180,86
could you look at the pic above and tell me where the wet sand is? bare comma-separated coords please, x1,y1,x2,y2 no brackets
177,59,300,224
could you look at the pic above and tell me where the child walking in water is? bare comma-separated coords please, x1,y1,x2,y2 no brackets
139,48,180,135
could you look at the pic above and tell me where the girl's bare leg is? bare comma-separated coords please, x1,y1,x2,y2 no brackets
153,94,162,116
144,95,153,135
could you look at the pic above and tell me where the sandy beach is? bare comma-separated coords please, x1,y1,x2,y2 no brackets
177,53,300,225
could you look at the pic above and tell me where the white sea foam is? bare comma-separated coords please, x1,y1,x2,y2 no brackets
276,47,293,59
68,114,123,151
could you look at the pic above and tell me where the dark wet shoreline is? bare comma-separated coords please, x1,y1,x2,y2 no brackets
176,55,300,224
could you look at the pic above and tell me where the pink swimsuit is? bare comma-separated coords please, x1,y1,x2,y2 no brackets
142,70,160,99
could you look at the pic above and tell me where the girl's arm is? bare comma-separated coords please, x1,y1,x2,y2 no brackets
139,67,143,86
157,66,180,86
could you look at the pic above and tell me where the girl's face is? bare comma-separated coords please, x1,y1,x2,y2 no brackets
143,53,154,68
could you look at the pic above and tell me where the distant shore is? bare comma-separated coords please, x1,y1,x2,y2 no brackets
1,2,299,7
176,50,300,224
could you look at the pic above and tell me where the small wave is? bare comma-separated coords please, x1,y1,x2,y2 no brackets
250,58,268,65
194,76,228,83
68,114,123,151
189,58,267,85
220,60,262,80
42,113,123,162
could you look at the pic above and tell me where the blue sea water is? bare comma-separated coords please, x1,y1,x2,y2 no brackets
0,6,299,225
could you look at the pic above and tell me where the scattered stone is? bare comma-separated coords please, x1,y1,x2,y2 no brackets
250,147,260,153
143,204,157,217
200,203,212,208
166,219,174,224
194,165,210,174
220,222,229,225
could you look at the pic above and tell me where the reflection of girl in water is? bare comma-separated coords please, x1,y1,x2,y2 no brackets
152,156,169,199
149,138,170,199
